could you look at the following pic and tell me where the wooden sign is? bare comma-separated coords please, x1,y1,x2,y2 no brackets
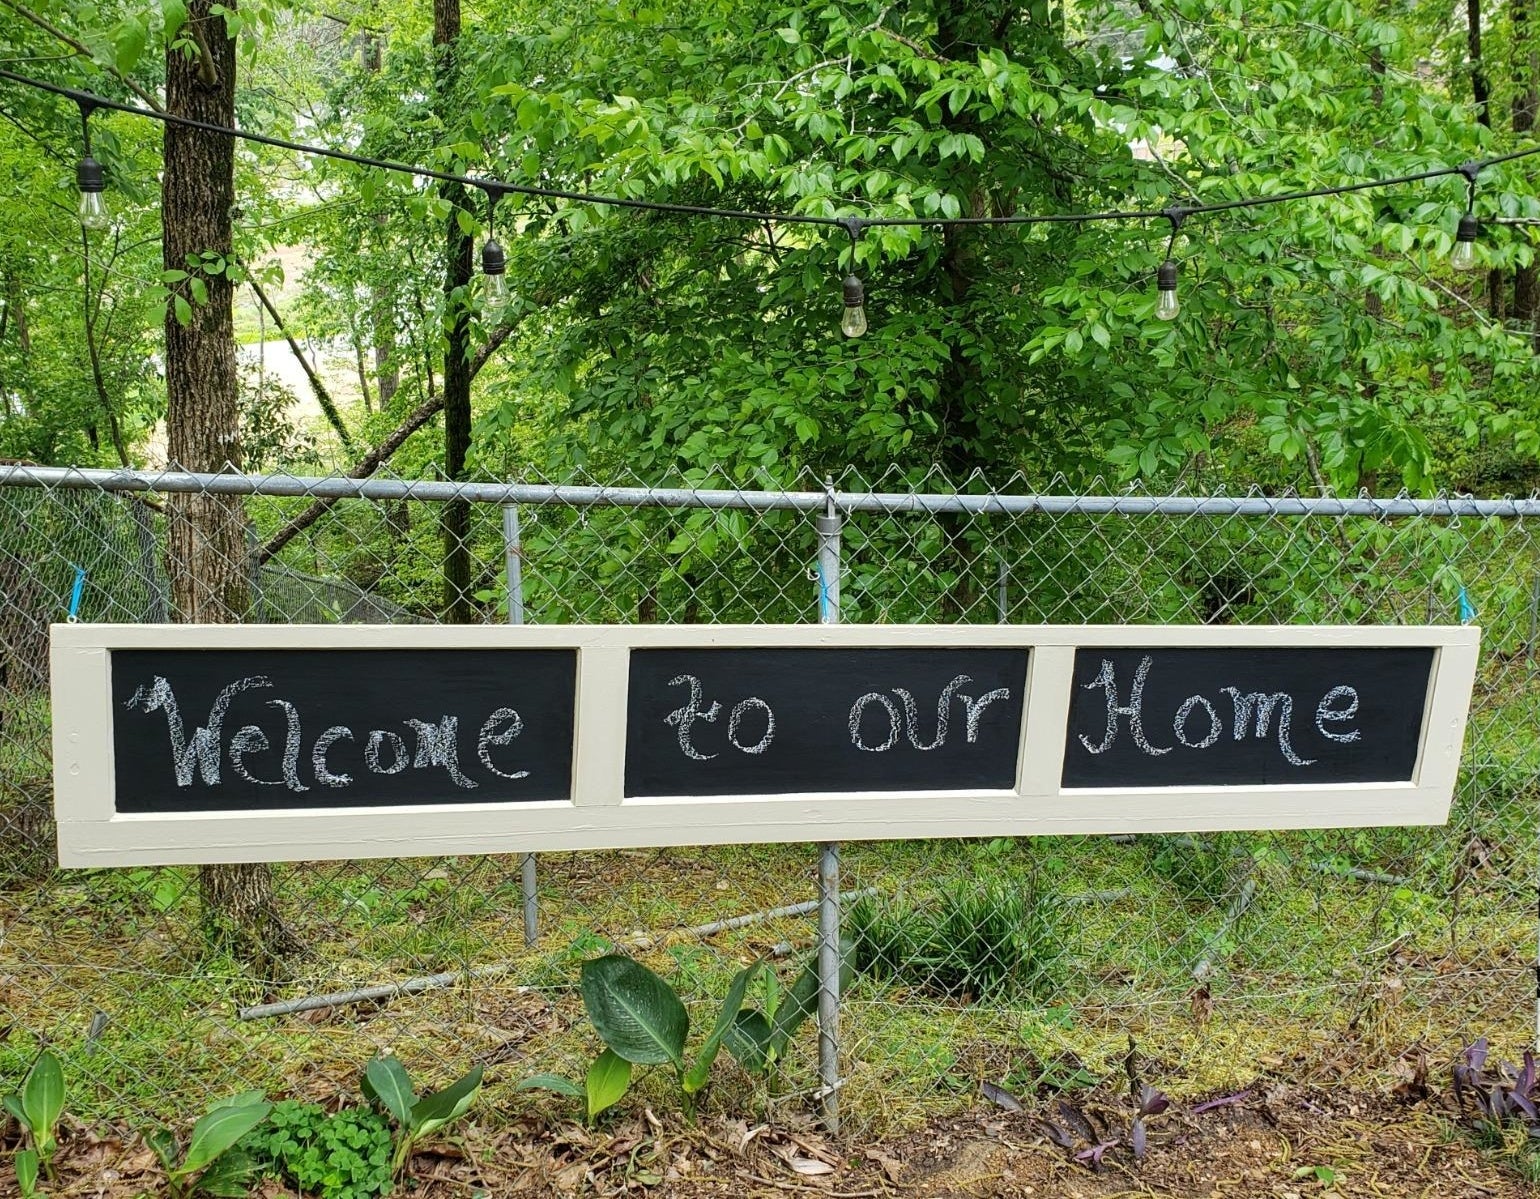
50,624,1479,867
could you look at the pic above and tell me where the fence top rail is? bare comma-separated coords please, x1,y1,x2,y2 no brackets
4,464,1540,519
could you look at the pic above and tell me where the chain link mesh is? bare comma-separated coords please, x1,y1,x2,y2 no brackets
0,466,1533,1136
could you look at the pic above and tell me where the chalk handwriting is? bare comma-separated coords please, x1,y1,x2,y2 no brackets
850,675,1012,753
1079,656,1361,766
665,674,722,760
125,675,532,792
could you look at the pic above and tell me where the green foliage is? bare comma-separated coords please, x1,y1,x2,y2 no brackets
575,953,762,1115
237,1099,392,1199
848,879,1067,1002
723,940,854,1081
1143,835,1245,904
4,1050,64,1181
360,1056,483,1177
147,1090,271,1199
12,1149,39,1198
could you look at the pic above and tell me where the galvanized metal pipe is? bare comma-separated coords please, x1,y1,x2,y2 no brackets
504,504,537,946
8,464,1540,520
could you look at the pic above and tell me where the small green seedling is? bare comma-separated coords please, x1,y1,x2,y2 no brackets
361,1055,484,1178
4,1050,65,1181
147,1090,271,1199
725,939,854,1082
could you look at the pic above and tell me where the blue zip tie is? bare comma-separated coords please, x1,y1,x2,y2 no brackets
67,564,86,623
1457,586,1476,625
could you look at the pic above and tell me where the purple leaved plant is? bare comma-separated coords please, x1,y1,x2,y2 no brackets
1453,1038,1539,1135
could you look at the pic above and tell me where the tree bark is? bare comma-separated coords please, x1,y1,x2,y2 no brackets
163,0,297,972
434,0,474,623
1513,0,1539,347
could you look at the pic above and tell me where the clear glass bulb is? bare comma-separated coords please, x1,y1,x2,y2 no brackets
483,272,510,320
1155,286,1180,320
78,189,110,230
1450,238,1478,272
841,303,867,338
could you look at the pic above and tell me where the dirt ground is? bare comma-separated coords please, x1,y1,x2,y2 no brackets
6,1075,1533,1199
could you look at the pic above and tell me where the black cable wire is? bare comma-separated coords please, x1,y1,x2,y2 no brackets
4,66,1540,233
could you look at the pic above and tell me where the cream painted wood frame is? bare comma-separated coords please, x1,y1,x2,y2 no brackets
50,623,1480,867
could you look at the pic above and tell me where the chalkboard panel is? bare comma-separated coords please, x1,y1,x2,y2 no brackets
1061,647,1433,787
625,648,1028,797
110,649,576,811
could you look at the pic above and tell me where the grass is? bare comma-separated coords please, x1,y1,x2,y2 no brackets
0,810,1530,1140
2,638,1537,1139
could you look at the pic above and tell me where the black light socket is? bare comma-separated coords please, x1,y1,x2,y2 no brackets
842,273,864,307
481,238,506,276
1456,211,1480,244
1157,258,1178,291
76,154,105,194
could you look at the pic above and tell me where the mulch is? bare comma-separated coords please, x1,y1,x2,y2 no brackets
2,1077,1531,1197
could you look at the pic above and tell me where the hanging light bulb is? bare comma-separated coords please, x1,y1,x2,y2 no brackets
481,237,509,320
841,273,867,337
1156,259,1180,320
76,153,109,230
1451,211,1480,271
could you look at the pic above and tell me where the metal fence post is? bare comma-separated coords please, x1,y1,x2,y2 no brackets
504,504,537,946
815,483,842,1133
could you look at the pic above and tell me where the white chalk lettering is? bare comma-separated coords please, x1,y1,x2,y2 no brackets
1174,694,1221,749
1315,685,1361,743
229,725,274,785
312,725,354,788
960,686,1011,743
849,692,901,752
1079,656,1171,756
727,697,775,755
478,707,531,779
365,729,408,774
1220,687,1315,766
126,674,272,787
665,674,721,761
405,717,477,788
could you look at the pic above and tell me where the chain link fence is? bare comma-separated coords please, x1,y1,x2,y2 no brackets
0,464,1535,1137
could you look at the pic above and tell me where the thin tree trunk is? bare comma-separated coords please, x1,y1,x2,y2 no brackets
1468,0,1505,318
163,0,297,973
247,273,353,448
435,0,474,623
1513,0,1539,348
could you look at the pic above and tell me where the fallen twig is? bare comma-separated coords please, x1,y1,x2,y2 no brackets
627,888,879,950
238,963,532,1020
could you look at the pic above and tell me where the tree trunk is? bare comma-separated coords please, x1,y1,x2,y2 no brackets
1514,0,1539,347
163,0,297,972
435,0,474,623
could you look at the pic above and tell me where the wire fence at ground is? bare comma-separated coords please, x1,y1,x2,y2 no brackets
0,464,1534,1135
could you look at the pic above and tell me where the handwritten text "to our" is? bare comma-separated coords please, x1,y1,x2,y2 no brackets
664,672,1011,760
126,675,529,792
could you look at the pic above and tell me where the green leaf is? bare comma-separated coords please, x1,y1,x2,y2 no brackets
14,1149,38,1196
409,1064,483,1137
515,1073,583,1099
579,955,689,1067
176,1098,271,1178
683,960,762,1094
192,1149,260,1197
771,938,854,1055
21,1051,64,1148
362,1057,416,1127
146,1127,178,1174
162,0,187,40
173,294,192,326
723,1010,772,1075
3,1095,26,1130
114,18,147,75
585,1049,631,1121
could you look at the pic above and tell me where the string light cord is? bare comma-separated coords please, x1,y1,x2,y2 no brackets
5,66,1540,233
